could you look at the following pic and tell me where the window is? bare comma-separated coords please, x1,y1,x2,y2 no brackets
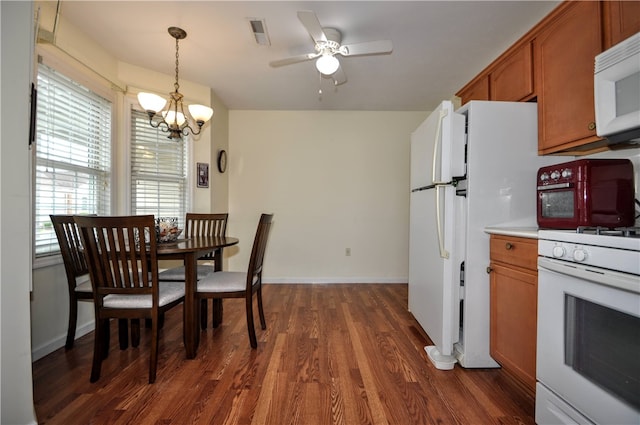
34,62,112,258
130,109,189,225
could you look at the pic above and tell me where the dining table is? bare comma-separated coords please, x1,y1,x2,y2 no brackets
157,235,239,359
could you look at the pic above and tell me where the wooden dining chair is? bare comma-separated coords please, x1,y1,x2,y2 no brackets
75,215,185,384
196,213,273,348
51,214,139,352
158,212,228,328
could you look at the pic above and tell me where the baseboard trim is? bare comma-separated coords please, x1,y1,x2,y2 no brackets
263,278,408,284
31,320,94,362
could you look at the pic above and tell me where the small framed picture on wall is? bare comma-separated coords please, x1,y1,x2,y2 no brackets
197,162,209,188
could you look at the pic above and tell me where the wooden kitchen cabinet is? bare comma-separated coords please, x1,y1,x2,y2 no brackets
603,0,640,49
489,234,538,396
490,42,534,102
535,1,603,154
456,1,640,155
458,42,534,106
457,74,489,105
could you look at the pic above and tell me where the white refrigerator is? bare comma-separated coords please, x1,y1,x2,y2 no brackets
409,100,552,370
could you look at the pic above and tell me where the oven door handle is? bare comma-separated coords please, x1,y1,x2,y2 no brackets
538,257,640,295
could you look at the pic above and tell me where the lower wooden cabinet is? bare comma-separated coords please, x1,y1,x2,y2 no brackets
489,235,538,395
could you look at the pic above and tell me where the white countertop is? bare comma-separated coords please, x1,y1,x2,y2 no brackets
484,226,540,239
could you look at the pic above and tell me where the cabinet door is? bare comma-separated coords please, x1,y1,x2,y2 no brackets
490,263,537,393
604,0,640,48
457,74,489,105
490,42,534,102
535,1,603,154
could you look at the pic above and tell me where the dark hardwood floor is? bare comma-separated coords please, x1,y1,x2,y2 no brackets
33,284,535,425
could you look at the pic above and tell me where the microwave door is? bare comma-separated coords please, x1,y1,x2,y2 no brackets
594,32,640,140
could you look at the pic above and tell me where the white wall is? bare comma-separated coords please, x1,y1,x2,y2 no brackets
227,110,425,283
1,2,38,423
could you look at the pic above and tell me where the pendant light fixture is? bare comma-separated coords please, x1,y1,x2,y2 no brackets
137,27,213,141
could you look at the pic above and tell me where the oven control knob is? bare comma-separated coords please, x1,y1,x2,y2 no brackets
552,246,566,258
550,170,560,180
561,169,572,179
573,249,587,262
540,172,549,181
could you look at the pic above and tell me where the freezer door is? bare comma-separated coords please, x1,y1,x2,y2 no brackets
410,100,460,190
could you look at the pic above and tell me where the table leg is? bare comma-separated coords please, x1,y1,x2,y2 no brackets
212,248,224,327
183,252,200,359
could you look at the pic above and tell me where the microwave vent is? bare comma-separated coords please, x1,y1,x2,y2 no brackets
595,32,640,73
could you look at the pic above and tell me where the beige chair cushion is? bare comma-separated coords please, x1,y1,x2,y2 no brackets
74,280,93,293
196,271,255,293
103,281,185,309
158,265,215,281
198,272,257,292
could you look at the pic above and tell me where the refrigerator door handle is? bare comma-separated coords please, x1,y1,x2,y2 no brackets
431,108,449,185
435,184,450,259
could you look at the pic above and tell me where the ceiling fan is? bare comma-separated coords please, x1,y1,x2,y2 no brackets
269,11,393,86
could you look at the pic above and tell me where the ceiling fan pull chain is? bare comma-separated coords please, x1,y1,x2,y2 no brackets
318,72,323,101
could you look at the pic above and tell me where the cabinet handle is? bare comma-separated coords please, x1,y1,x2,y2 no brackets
505,242,513,250
588,122,596,131
486,266,493,274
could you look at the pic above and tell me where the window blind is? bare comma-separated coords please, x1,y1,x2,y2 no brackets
34,63,112,257
130,109,188,227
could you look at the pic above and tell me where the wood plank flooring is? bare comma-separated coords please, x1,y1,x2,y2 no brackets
33,284,535,425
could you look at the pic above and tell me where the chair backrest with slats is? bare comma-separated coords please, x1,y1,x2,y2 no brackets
246,214,273,290
185,213,228,260
75,215,159,303
50,214,91,290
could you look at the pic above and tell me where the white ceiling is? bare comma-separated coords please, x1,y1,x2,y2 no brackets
53,1,560,112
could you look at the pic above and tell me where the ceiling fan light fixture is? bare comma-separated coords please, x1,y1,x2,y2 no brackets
316,54,339,75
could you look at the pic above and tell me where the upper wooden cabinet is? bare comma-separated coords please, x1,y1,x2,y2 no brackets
456,42,533,105
603,0,640,48
490,42,534,102
535,1,603,154
455,1,640,155
457,74,489,105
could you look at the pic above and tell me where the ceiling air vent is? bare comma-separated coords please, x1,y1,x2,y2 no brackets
248,18,270,46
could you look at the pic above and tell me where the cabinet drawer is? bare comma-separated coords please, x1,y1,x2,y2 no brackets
490,235,538,270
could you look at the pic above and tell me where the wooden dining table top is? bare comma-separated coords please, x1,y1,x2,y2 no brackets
156,235,239,255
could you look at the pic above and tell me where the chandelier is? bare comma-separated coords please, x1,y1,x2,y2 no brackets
137,27,213,141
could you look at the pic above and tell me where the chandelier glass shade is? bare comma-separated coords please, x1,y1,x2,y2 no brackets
137,27,213,141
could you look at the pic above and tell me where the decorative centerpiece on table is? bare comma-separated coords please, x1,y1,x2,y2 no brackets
155,217,183,243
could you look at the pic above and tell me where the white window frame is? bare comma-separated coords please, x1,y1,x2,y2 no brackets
32,51,115,268
124,95,192,226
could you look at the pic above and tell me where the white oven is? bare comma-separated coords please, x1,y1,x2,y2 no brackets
536,229,640,425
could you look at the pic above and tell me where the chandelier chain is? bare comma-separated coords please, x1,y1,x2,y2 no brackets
174,36,180,92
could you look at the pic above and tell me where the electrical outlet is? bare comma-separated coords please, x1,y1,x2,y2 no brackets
345,247,351,256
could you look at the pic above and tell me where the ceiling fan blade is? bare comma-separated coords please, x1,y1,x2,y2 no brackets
269,53,318,68
340,40,393,56
297,10,327,44
332,65,347,86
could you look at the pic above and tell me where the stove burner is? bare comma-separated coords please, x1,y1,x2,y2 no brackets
577,226,640,238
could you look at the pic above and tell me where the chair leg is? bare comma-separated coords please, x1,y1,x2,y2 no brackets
65,298,78,350
131,319,140,348
246,296,257,349
118,319,129,350
200,299,208,329
148,314,159,384
257,285,266,330
212,299,223,328
91,318,107,382
102,320,110,359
